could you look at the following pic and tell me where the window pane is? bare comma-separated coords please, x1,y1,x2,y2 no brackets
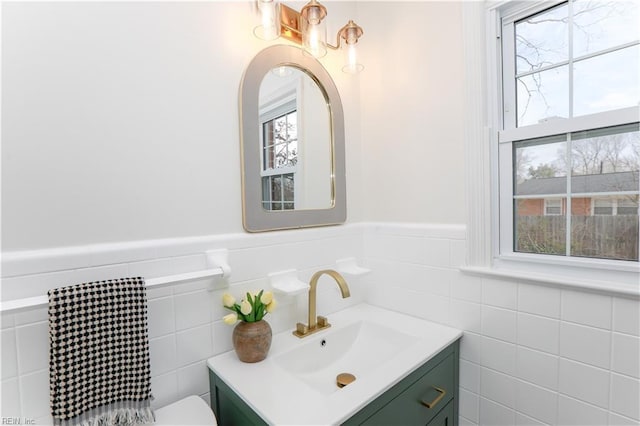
517,66,569,126
516,3,569,74
571,124,640,179
570,125,640,261
574,46,640,117
514,137,568,255
573,0,640,57
514,136,567,196
571,213,638,260
264,111,298,170
283,173,294,202
262,177,270,209
271,175,282,202
515,198,567,255
263,120,275,169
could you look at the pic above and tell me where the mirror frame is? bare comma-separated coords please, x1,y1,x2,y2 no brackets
239,45,346,232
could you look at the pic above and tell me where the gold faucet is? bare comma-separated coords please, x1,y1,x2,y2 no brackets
293,269,351,338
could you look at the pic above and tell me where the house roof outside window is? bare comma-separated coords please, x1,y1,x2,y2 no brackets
516,171,639,196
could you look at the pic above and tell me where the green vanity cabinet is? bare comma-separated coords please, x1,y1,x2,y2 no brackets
209,369,268,426
342,340,459,426
209,339,459,426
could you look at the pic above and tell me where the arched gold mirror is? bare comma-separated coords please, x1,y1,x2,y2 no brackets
239,45,346,232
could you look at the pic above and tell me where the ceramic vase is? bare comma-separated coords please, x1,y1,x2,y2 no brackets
232,320,272,363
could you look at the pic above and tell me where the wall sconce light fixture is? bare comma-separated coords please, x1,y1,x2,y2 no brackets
254,0,364,74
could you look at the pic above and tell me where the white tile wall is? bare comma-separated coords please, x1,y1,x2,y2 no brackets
613,297,640,336
481,306,517,343
558,358,610,409
362,223,640,426
480,368,516,409
558,395,609,426
1,222,639,426
561,289,612,329
612,333,640,378
517,312,560,354
15,322,49,375
517,283,561,319
479,397,516,426
516,346,558,391
0,225,366,423
516,380,558,425
482,278,518,310
610,373,640,420
559,322,611,369
1,329,18,380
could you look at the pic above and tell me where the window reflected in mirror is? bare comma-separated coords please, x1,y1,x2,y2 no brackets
258,66,332,211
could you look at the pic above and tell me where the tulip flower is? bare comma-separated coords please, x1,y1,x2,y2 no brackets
223,313,238,325
221,289,276,324
240,300,252,315
266,298,277,313
260,291,273,305
222,293,235,308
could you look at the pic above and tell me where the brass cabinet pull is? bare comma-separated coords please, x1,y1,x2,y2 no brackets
420,387,446,409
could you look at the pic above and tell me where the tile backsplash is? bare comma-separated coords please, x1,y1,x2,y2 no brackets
362,223,640,426
1,224,365,423
1,222,639,425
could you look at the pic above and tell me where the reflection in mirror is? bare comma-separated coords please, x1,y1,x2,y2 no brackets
239,45,346,232
259,67,332,211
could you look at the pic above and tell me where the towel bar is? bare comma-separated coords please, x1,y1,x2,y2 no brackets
0,250,230,314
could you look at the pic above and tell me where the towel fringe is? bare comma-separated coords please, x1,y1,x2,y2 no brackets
54,399,155,426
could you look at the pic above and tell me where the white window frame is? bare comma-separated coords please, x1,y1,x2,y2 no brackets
497,0,639,269
259,96,299,210
459,1,640,295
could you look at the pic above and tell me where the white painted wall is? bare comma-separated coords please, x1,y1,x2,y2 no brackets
1,1,465,249
1,1,362,250
358,1,466,224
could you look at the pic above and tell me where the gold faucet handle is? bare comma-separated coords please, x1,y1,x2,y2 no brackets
296,322,309,335
317,316,329,327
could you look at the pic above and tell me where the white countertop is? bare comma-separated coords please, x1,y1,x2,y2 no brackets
207,303,462,425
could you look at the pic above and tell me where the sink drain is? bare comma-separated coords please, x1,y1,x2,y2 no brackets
336,373,356,388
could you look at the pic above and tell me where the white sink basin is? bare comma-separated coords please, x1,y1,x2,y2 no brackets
207,303,462,425
274,320,415,395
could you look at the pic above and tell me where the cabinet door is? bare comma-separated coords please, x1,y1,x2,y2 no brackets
360,353,455,426
427,400,455,426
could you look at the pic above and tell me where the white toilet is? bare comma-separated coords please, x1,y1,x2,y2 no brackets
152,395,217,425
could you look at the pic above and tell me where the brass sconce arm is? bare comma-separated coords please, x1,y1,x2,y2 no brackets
277,3,363,52
326,20,364,51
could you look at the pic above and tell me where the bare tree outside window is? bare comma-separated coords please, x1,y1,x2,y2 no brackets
509,0,639,261
262,110,298,210
514,125,639,261
514,1,639,126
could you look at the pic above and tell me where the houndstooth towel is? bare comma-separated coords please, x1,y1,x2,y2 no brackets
48,277,154,426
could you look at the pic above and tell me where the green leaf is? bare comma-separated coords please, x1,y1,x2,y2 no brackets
255,304,264,321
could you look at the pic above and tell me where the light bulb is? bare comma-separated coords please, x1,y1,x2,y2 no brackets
303,20,327,58
343,42,363,74
254,0,280,41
